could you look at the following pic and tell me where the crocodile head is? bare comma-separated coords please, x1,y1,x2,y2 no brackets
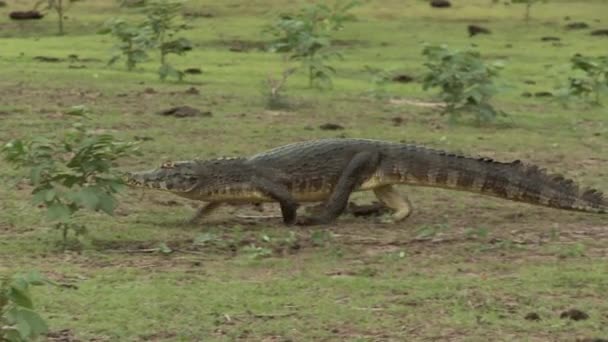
124,161,201,193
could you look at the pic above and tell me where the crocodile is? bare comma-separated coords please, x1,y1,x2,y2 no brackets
124,138,607,225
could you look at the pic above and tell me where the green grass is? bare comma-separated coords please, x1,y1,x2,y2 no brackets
1,0,607,340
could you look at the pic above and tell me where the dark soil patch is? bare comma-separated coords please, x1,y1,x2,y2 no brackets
184,67,203,74
348,202,390,218
534,91,553,98
560,308,589,321
9,11,44,20
182,10,215,18
430,0,451,8
184,86,200,95
468,24,491,37
541,36,560,41
391,73,414,83
33,56,63,63
590,29,608,36
47,329,81,342
524,312,541,321
157,105,211,118
319,123,344,130
391,117,405,126
565,22,589,30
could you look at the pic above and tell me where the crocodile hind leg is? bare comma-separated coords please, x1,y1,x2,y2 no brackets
187,201,222,224
251,176,300,225
298,151,381,225
373,185,413,222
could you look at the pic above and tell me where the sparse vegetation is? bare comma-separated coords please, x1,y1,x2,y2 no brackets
421,44,506,125
363,65,391,99
511,0,548,22
266,0,360,89
143,0,193,81
2,114,139,244
0,1,607,340
263,67,297,109
1,272,52,342
100,18,154,71
556,54,608,106
34,0,77,35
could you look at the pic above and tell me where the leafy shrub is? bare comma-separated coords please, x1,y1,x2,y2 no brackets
102,0,193,80
1,272,53,342
100,18,154,71
143,0,193,81
266,0,360,89
555,54,608,106
421,44,506,125
2,114,140,243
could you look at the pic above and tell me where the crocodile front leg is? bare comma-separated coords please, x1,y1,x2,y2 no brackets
251,176,300,225
298,151,381,225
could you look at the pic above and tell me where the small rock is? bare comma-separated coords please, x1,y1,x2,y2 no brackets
392,73,414,83
565,22,589,30
0,1,7,8
319,123,344,130
541,36,560,41
468,24,491,37
143,87,156,94
523,80,536,84
430,0,451,8
590,29,608,36
9,11,44,20
560,308,589,321
158,106,211,118
524,312,541,321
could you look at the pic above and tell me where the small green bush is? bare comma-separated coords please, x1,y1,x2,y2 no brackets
421,44,506,125
100,18,154,71
1,272,53,342
555,54,608,106
143,0,193,81
266,0,360,89
2,113,140,243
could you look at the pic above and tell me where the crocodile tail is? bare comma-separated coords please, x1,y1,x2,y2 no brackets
474,159,606,213
399,148,607,214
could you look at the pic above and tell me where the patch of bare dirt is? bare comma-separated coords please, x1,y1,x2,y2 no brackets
157,105,211,118
389,98,446,109
46,329,81,342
